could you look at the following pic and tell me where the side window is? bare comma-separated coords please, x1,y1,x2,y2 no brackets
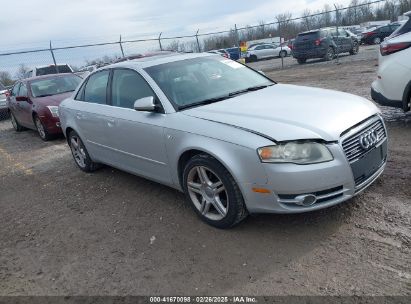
19,83,28,96
255,45,263,50
83,70,109,104
11,83,20,96
111,69,155,109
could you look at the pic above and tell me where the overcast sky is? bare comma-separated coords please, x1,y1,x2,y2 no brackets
0,0,352,50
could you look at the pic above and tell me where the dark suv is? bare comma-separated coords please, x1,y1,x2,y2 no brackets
361,23,403,44
292,27,359,64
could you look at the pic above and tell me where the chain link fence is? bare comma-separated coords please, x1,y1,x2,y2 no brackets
1,0,410,120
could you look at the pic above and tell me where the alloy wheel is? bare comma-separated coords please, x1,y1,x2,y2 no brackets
35,116,46,139
187,166,229,221
70,135,87,168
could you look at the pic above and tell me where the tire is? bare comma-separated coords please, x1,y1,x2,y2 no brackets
373,37,381,44
250,55,258,62
10,112,24,132
182,154,248,229
297,58,307,64
279,50,287,58
350,42,359,55
34,115,52,141
324,47,335,61
68,130,101,172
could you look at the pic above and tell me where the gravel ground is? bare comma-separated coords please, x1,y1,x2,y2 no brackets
0,47,410,296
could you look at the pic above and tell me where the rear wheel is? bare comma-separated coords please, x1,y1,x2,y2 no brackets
68,130,101,172
182,154,248,229
279,50,287,58
250,55,258,62
34,115,52,141
10,112,24,132
297,58,307,64
324,47,335,61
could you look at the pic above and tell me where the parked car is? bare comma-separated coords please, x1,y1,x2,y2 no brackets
0,82,9,115
207,49,231,58
59,52,387,228
24,64,74,78
245,43,291,62
7,74,82,140
361,22,403,44
388,11,411,39
225,47,241,60
293,27,359,64
371,13,411,112
114,51,175,63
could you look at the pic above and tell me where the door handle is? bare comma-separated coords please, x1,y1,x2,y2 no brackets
106,119,116,127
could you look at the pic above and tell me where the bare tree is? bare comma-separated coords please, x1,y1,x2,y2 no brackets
15,64,29,80
0,71,14,86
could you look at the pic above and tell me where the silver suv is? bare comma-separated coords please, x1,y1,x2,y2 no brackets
59,53,387,228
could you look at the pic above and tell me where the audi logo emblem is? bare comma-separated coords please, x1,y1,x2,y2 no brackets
359,129,379,150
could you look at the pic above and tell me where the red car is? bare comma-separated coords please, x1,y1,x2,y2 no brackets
7,73,81,140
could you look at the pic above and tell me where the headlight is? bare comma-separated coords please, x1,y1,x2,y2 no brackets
257,142,333,164
47,106,59,117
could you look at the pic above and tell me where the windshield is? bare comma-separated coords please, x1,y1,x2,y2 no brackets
30,75,81,97
144,56,273,110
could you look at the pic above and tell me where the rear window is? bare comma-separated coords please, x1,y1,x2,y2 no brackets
389,18,411,38
36,65,72,76
0,82,5,90
296,31,320,40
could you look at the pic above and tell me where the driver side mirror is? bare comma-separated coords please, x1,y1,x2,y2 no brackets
134,96,157,112
16,96,29,102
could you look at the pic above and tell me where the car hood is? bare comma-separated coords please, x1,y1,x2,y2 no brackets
32,91,73,106
182,84,379,142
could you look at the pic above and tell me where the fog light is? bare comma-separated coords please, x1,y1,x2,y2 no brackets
295,194,317,206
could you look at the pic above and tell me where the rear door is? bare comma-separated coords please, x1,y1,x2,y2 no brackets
73,70,111,160
15,82,33,127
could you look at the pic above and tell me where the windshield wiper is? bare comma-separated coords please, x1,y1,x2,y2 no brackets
178,95,232,110
228,84,274,97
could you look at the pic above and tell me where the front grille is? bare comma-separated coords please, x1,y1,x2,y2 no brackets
342,118,386,163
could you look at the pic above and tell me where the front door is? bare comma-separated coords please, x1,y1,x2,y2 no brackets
101,68,171,184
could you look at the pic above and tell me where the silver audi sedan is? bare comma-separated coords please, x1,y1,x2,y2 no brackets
59,52,387,228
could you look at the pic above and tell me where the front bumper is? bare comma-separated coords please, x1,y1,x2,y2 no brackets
241,117,388,214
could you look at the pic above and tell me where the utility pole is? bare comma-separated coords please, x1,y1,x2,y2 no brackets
49,41,59,73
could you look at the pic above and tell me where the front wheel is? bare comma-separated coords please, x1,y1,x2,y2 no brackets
350,42,359,55
183,154,248,229
324,47,335,61
34,115,52,141
297,58,307,64
68,130,101,172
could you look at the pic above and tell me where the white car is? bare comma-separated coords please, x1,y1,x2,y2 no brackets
371,11,411,112
246,44,291,62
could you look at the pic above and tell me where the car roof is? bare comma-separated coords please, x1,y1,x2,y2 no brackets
23,73,79,82
103,52,214,70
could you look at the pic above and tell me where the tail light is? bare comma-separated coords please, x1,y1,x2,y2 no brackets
5,91,10,97
380,41,411,56
314,38,324,46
